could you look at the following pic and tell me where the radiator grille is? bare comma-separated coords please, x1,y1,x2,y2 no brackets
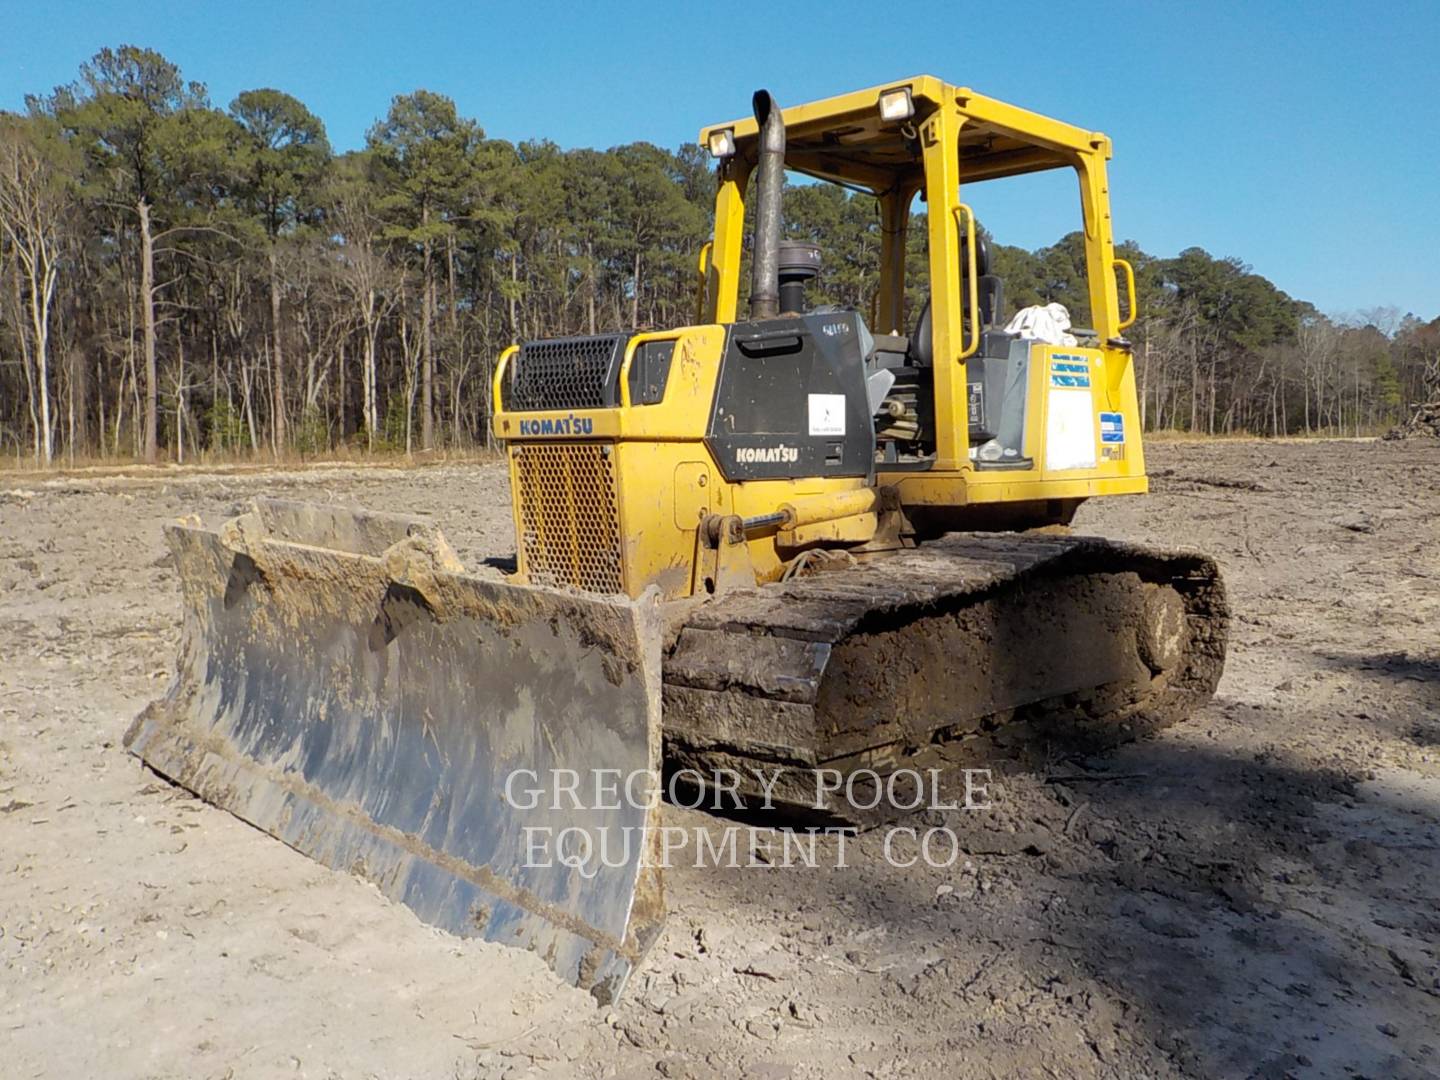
513,444,625,594
507,334,626,411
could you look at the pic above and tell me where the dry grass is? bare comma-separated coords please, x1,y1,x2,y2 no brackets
1142,429,1381,444
0,445,502,481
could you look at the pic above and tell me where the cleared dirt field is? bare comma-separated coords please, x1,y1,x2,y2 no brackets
1,439,1437,1079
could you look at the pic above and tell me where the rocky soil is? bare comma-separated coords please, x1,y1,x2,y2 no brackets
1,439,1437,1079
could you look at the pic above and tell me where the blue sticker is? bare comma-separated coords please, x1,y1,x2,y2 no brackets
1050,355,1092,387
1099,411,1125,443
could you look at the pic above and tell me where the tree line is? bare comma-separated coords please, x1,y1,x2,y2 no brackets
2,45,1435,465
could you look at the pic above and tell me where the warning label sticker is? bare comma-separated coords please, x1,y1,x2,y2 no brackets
1050,355,1091,389
807,393,846,437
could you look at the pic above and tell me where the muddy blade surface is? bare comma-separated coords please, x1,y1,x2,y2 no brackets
126,501,663,1003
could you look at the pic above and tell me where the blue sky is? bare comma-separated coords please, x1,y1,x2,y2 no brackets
2,0,1436,319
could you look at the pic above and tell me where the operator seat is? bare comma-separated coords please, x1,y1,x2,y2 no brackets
909,229,1005,366
905,227,1031,468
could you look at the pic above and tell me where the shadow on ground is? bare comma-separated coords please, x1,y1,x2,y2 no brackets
655,722,1440,1079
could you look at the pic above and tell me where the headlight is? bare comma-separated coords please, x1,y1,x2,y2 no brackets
878,87,914,122
707,127,736,158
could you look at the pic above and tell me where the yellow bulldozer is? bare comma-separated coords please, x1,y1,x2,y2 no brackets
127,77,1229,1003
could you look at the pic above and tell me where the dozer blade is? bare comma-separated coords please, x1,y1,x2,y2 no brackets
125,499,664,1003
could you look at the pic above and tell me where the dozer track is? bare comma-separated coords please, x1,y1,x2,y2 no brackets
662,534,1229,825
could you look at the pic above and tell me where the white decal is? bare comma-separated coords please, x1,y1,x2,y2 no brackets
808,394,846,437
1045,389,1097,471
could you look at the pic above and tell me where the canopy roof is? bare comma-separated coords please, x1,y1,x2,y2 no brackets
699,75,1111,192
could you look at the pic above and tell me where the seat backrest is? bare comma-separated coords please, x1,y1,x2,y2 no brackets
911,299,935,366
908,227,1003,366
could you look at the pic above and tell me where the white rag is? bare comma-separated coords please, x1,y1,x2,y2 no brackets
1004,302,1077,346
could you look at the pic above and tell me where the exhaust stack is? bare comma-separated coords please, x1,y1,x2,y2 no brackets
749,90,784,320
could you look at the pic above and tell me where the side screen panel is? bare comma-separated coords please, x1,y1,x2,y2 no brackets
706,312,875,482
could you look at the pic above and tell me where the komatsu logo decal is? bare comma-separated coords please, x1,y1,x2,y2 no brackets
736,444,800,464
517,415,594,436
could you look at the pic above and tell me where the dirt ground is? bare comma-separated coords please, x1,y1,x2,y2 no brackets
1,439,1437,1080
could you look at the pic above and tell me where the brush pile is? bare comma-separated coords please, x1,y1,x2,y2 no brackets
1384,401,1440,440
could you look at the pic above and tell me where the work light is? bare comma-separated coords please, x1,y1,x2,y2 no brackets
707,127,736,158
878,87,914,122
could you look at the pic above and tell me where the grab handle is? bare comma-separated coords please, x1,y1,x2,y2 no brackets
952,204,981,360
1114,257,1138,331
491,344,519,412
